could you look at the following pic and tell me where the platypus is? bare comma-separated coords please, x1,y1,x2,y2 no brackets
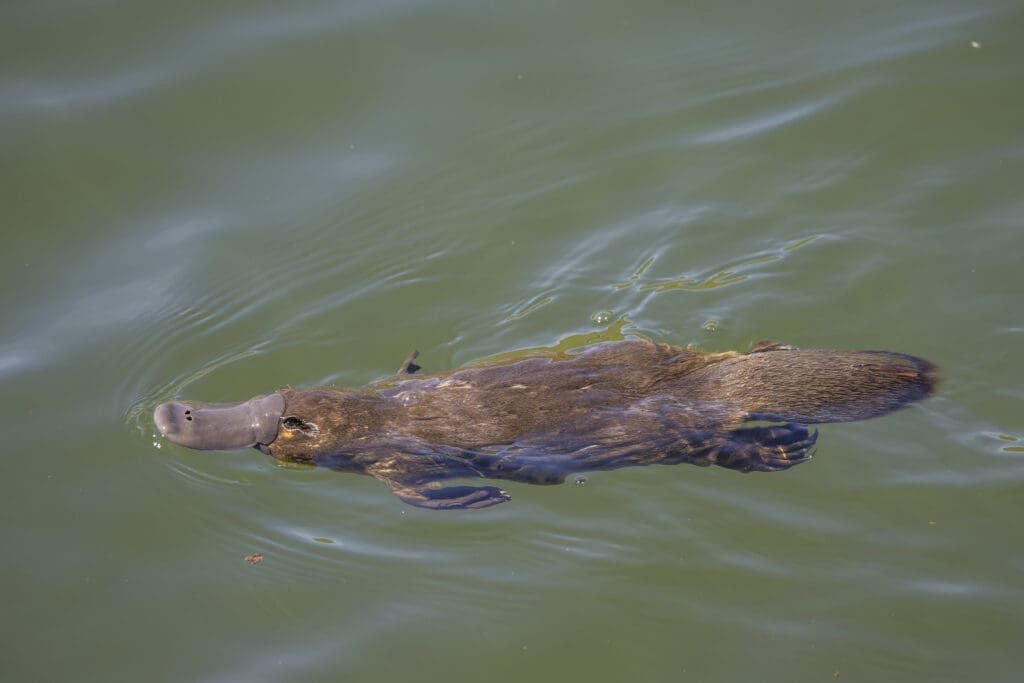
153,339,937,509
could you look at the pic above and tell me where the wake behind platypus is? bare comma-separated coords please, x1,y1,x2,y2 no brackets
154,339,937,509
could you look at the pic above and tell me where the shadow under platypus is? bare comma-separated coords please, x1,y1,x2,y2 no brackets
154,339,937,509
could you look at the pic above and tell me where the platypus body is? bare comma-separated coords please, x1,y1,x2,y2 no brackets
154,339,937,509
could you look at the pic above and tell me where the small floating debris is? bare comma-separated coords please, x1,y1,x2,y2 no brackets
244,553,264,565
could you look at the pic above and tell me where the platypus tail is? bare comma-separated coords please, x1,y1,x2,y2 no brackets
686,346,938,424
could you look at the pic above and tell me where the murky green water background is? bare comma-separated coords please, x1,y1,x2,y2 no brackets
3,1,1023,681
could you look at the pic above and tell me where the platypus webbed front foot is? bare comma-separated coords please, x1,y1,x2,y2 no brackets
708,423,818,473
396,350,421,375
383,480,511,510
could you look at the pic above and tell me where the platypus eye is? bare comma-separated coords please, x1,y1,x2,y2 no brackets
280,416,320,437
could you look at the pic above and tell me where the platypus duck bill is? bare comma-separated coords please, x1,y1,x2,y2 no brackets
153,393,285,450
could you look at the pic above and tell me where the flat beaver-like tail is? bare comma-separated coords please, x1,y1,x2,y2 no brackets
685,348,938,424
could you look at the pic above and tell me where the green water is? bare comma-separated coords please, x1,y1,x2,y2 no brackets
3,1,1023,681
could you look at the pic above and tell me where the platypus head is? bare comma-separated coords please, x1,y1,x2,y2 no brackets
153,393,285,451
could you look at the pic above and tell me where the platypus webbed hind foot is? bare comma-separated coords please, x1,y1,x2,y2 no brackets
708,423,818,473
383,479,511,510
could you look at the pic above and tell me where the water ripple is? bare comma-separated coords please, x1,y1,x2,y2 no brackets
693,94,843,145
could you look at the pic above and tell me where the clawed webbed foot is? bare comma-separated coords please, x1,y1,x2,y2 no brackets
384,480,511,510
711,423,818,473
397,350,421,375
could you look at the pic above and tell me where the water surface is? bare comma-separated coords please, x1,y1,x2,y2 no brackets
3,1,1023,681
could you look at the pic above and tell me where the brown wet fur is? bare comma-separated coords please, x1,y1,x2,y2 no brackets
259,339,937,509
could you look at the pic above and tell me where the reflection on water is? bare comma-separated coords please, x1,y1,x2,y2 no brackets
3,0,1024,681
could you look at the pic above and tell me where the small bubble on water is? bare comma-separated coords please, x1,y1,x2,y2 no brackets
591,310,613,325
702,320,720,333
